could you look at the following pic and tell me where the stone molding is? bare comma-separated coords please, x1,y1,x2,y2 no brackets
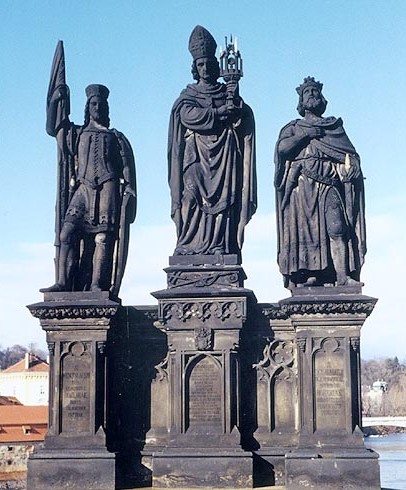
262,299,376,320
28,305,119,320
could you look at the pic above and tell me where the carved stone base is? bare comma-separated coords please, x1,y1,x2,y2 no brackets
277,290,381,489
285,448,380,490
148,263,255,486
27,448,115,490
26,291,120,489
166,254,246,289
152,449,253,488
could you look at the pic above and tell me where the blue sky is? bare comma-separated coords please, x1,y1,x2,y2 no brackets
0,0,405,358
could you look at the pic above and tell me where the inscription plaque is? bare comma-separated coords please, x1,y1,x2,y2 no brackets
314,346,345,430
61,342,91,433
188,356,222,428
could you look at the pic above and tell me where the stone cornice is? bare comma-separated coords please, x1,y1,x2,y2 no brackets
28,305,119,320
261,296,377,319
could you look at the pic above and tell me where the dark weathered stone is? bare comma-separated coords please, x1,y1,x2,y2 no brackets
285,448,380,490
27,449,115,490
146,260,256,486
280,292,381,490
26,292,120,489
249,304,299,485
152,450,253,488
168,26,256,262
274,77,366,289
41,41,136,296
165,261,246,289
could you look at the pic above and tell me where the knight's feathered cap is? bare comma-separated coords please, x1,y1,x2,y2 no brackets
296,77,323,97
85,84,110,100
188,25,217,60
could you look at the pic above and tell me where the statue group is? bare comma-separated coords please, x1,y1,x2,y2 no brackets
32,25,379,490
42,27,366,294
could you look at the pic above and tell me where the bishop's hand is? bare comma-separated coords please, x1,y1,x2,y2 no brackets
216,103,241,122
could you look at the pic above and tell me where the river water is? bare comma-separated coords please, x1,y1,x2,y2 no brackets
364,433,406,490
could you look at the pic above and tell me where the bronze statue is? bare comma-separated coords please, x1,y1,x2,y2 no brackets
41,41,136,295
168,26,256,261
274,77,366,289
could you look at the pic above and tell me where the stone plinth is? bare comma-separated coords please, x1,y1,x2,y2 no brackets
279,286,381,490
147,255,254,488
26,291,120,490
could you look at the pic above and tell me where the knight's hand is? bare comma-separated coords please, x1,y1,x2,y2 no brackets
52,84,68,102
124,186,136,197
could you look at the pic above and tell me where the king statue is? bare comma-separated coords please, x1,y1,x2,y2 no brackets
168,26,256,262
274,77,366,289
41,41,136,296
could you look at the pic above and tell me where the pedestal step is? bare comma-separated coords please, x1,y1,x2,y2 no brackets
27,448,115,490
152,449,253,488
285,448,381,490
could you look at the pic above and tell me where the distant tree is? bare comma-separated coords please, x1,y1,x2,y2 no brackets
362,357,406,416
0,344,49,370
0,345,28,369
386,373,406,416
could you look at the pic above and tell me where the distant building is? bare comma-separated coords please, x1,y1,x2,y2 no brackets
362,379,389,416
372,380,388,392
0,405,48,475
0,353,49,405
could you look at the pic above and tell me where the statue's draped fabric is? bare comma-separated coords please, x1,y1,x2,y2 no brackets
168,82,256,257
275,116,366,282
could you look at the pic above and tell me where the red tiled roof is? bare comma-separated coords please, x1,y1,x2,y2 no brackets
0,406,48,424
0,425,47,442
3,354,48,373
0,406,48,443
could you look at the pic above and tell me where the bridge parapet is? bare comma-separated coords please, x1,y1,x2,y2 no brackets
362,416,406,427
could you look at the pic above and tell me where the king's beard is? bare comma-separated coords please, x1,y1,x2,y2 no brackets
303,97,324,116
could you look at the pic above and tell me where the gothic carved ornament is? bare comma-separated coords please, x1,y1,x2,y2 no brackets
153,353,169,383
28,305,119,320
167,270,241,289
194,327,213,350
261,300,375,320
160,299,246,324
253,338,294,381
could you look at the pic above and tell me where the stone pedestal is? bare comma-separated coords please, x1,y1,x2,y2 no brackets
147,255,253,488
26,292,120,490
279,286,381,490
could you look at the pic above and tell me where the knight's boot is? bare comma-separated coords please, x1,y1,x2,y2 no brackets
330,236,349,286
40,242,74,292
90,234,112,292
